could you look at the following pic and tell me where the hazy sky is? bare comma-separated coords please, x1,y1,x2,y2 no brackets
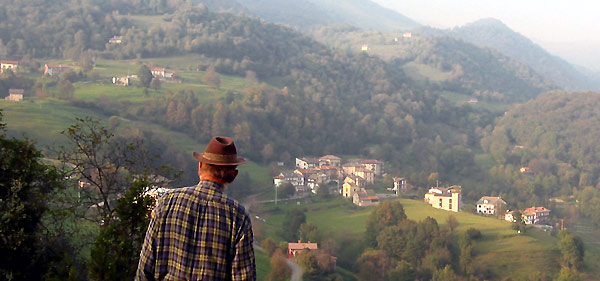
373,0,600,72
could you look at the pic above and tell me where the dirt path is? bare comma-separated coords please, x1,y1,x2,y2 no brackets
285,259,303,281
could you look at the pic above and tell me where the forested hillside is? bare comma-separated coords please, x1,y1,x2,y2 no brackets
309,25,555,102
482,91,600,221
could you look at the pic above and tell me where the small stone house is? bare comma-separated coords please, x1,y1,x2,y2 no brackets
353,188,379,207
5,89,24,101
44,64,70,77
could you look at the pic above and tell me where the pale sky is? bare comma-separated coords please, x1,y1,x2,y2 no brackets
373,0,600,72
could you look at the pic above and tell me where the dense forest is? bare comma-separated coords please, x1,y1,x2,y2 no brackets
482,91,600,222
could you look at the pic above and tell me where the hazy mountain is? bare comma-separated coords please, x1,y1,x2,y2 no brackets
309,26,555,102
449,18,600,91
223,0,420,31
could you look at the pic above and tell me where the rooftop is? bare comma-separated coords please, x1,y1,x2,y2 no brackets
288,241,318,251
523,206,551,214
477,196,506,205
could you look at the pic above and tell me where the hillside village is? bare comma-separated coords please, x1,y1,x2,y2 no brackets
275,155,555,233
273,155,406,207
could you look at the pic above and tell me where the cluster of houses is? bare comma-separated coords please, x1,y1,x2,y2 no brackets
473,196,551,225
273,155,407,207
2,59,72,78
423,188,553,227
1,59,73,101
1,60,24,101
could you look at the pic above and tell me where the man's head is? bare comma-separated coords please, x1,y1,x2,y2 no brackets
194,136,245,185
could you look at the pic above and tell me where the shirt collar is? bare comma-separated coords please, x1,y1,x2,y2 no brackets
198,179,225,194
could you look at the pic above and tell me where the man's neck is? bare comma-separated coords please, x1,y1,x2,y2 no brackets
200,175,227,187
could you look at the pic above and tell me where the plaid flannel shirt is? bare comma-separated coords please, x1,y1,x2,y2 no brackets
136,180,256,281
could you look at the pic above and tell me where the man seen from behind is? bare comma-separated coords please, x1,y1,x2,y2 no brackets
136,136,256,281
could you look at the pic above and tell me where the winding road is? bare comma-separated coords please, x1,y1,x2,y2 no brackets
285,259,303,281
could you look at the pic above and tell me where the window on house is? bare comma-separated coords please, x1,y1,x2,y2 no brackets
449,203,452,209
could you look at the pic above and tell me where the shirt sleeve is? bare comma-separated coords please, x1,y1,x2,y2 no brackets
135,202,162,281
231,215,256,281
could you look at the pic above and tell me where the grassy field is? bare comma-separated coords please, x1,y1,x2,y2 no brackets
255,248,271,281
571,219,600,278
0,99,107,147
253,197,563,280
402,61,457,82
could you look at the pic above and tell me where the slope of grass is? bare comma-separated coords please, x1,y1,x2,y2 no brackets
0,99,106,148
255,248,271,281
255,197,562,280
402,61,456,82
571,219,600,278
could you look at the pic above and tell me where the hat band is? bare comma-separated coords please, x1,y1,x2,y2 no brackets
203,152,238,163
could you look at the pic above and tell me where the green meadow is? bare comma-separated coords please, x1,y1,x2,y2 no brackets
255,249,271,281
253,197,562,280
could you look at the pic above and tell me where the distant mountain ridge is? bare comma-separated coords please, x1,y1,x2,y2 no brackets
309,25,555,102
448,18,600,91
195,0,420,31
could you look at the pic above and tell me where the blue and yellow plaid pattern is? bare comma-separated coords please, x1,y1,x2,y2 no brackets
136,180,255,281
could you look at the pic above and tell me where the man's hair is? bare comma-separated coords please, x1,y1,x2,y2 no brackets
201,163,238,183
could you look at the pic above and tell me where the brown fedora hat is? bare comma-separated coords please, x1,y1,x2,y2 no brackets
193,136,246,165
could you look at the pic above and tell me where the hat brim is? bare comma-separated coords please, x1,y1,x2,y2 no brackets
193,151,246,165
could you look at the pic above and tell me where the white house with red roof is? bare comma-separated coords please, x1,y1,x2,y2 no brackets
522,206,551,224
